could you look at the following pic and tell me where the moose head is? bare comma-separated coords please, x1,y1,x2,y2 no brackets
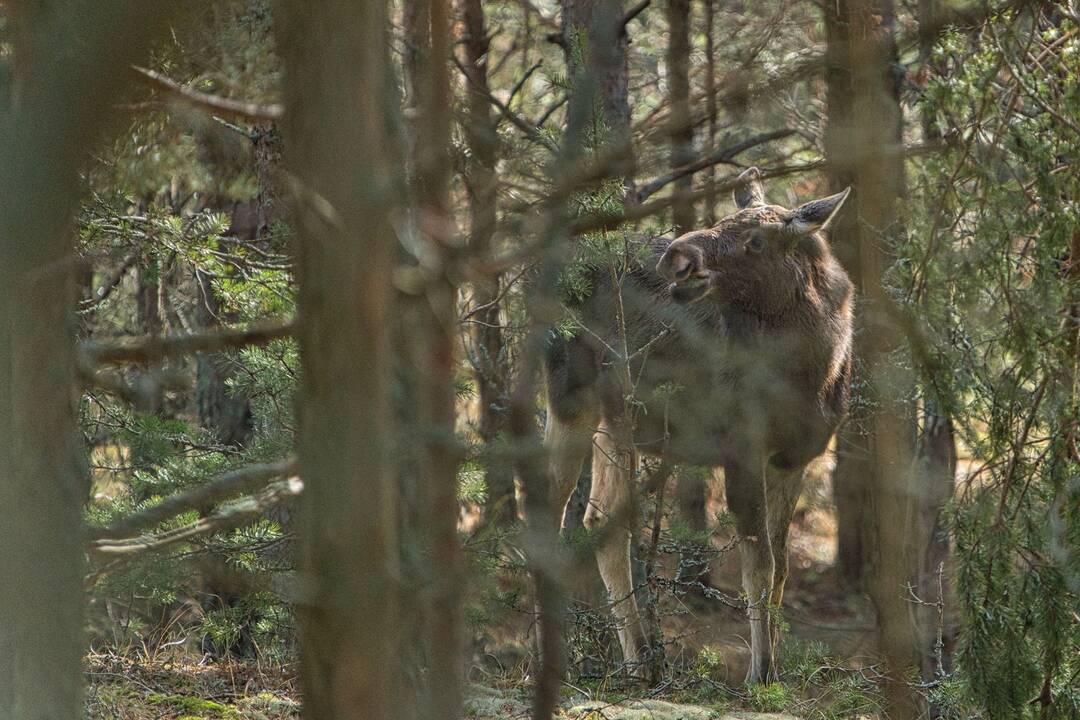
657,167,851,310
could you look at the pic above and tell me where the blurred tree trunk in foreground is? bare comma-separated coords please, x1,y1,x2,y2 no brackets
823,0,872,590
847,0,923,715
666,0,711,595
279,0,406,717
0,2,183,717
403,0,466,714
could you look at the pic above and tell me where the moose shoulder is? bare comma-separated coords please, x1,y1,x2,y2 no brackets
541,167,854,683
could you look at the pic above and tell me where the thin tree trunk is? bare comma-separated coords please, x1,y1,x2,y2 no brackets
667,0,694,233
703,0,719,225
406,0,465,714
459,0,516,526
561,0,634,189
278,0,406,716
824,0,872,591
913,0,957,702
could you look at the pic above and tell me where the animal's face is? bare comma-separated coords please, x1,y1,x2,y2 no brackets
657,167,850,307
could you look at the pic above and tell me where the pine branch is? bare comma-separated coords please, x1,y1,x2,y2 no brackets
87,476,303,560
81,319,294,365
87,457,298,541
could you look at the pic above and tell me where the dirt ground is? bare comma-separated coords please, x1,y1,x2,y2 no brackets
85,459,880,719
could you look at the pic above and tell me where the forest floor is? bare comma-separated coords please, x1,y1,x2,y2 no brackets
85,470,882,719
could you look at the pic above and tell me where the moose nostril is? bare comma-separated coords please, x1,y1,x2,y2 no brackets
672,254,694,281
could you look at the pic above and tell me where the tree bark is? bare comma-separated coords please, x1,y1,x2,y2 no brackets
0,2,186,717
847,0,923,715
666,0,694,233
459,0,516,526
824,0,872,591
278,0,406,716
703,0,719,225
561,0,633,189
403,0,465,715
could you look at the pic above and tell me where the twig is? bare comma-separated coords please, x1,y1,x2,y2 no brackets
634,129,798,203
131,65,283,121
452,56,559,153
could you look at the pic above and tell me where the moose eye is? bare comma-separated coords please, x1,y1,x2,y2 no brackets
746,232,765,254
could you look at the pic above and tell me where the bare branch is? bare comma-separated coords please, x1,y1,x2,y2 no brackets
621,0,651,30
87,477,303,561
79,254,137,311
635,128,798,203
452,56,558,153
131,65,283,122
87,457,298,540
81,319,294,365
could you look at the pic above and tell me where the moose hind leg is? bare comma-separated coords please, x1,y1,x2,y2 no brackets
544,402,599,525
586,422,648,673
765,461,807,659
725,460,776,684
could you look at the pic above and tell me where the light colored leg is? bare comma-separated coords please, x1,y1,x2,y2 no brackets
516,403,598,524
585,421,648,671
765,463,807,663
724,459,775,685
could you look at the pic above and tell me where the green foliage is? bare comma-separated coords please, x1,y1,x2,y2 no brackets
745,682,791,712
905,11,1080,717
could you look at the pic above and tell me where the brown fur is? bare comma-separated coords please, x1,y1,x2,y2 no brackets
543,167,853,682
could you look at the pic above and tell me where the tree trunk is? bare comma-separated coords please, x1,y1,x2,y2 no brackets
666,0,694,233
402,0,465,715
703,0,719,225
668,0,708,576
847,0,923,715
194,268,253,447
278,0,406,716
824,0,872,591
0,3,184,717
561,0,633,188
459,0,516,526
913,0,957,700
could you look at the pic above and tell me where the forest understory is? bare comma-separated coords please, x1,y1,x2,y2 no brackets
1,0,1077,718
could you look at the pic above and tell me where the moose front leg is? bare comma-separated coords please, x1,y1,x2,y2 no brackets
585,421,649,675
765,462,807,659
724,460,776,684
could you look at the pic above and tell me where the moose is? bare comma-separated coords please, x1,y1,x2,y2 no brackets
541,167,853,683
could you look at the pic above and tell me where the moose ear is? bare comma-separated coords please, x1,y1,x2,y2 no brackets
789,187,851,234
733,166,765,209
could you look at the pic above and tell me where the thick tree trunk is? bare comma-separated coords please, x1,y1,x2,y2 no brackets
279,0,407,716
459,0,516,526
847,0,923,715
561,0,633,187
0,3,183,717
